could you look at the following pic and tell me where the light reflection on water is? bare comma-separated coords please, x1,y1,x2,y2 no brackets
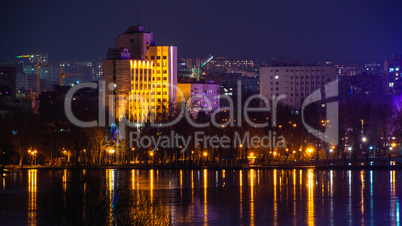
28,169,37,226
0,169,401,225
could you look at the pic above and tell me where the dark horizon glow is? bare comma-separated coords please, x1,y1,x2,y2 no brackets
1,0,402,63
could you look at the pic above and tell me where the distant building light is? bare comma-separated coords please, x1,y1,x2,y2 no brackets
275,75,279,79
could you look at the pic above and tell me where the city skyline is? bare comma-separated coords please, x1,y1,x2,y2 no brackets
2,0,402,63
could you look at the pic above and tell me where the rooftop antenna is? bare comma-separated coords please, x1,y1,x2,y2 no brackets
136,8,139,26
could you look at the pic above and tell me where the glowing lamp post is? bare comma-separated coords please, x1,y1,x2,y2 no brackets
108,148,115,165
131,147,135,164
28,149,37,167
307,148,314,162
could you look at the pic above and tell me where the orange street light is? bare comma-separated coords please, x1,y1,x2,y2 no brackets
203,152,207,156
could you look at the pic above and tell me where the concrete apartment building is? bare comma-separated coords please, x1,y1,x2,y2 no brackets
260,65,338,109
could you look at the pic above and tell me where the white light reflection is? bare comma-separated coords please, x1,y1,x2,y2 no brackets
348,170,352,226
360,171,365,224
370,170,373,226
273,170,277,224
330,170,334,226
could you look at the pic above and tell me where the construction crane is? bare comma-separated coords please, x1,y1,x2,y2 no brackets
35,55,41,95
59,66,82,86
192,55,213,81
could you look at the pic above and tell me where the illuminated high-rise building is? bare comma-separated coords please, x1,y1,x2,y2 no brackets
145,46,177,111
103,25,177,122
129,60,153,122
112,26,153,60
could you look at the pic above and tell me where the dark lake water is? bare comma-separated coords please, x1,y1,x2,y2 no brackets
0,169,401,225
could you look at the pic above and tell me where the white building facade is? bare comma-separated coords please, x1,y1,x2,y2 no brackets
260,65,338,109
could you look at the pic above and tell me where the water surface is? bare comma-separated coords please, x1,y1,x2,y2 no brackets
0,169,400,225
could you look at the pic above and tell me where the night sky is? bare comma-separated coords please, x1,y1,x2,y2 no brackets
1,0,402,63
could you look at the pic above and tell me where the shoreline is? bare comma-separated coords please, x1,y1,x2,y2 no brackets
4,164,402,171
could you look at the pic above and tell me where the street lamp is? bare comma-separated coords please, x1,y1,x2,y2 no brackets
131,147,135,164
82,149,86,166
28,149,37,166
107,148,115,165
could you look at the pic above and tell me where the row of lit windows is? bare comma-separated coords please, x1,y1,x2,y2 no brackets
131,84,170,90
269,69,326,72
144,55,167,60
267,93,314,97
132,76,168,81
270,75,329,80
191,89,219,94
